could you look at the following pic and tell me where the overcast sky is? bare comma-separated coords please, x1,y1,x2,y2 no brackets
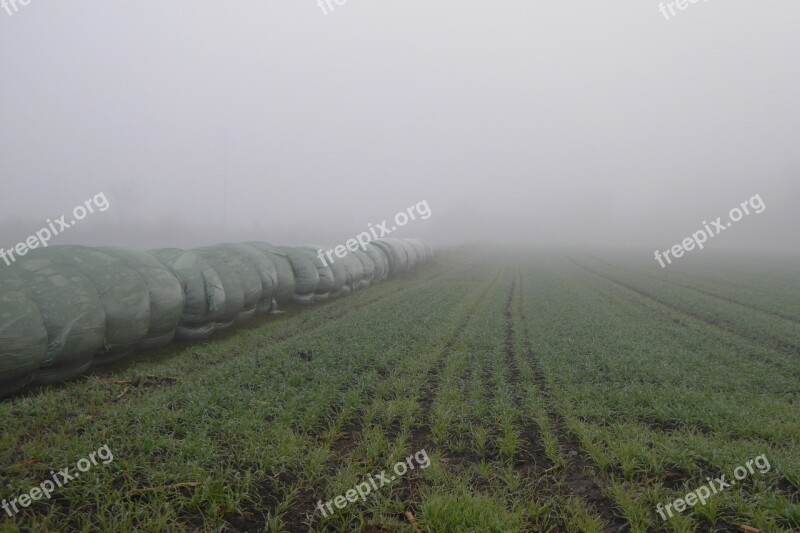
1,1,798,251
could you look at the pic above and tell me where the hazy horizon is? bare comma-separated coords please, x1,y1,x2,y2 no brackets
2,1,798,252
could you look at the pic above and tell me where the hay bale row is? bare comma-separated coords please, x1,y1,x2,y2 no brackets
0,238,431,397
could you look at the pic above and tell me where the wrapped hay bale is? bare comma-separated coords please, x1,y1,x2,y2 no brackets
364,243,390,282
12,252,106,385
208,246,262,323
339,252,364,293
214,243,277,315
244,242,297,305
405,239,431,265
373,239,409,276
299,246,346,297
352,249,374,289
191,245,262,326
300,248,335,302
0,270,48,397
397,239,419,269
97,247,185,350
278,247,321,305
150,248,226,341
328,259,346,297
38,246,150,365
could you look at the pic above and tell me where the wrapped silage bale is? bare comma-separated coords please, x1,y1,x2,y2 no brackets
11,253,106,385
295,246,344,302
302,248,335,302
150,248,226,341
405,239,430,265
339,252,364,293
278,247,321,305
215,243,277,314
300,246,346,297
329,260,346,297
373,239,409,276
352,249,374,289
0,270,48,397
244,242,297,305
192,245,262,327
418,240,433,262
97,247,185,350
284,247,336,303
38,246,150,365
397,239,419,269
364,243,389,282
422,241,433,262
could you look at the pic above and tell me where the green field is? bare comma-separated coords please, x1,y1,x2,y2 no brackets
1,249,799,532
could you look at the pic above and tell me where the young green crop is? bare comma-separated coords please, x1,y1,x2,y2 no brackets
1,249,798,531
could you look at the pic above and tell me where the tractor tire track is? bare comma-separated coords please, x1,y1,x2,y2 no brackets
517,270,629,532
273,266,500,531
503,273,551,477
581,252,800,326
402,268,504,505
562,254,800,381
225,266,468,532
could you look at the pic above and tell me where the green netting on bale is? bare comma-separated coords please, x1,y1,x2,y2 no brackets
298,246,346,297
195,245,263,323
373,239,408,277
405,239,431,264
279,247,323,304
97,247,185,350
39,246,150,365
150,248,225,341
328,258,346,297
339,252,364,293
244,242,297,305
0,270,48,397
364,244,389,282
305,249,334,302
352,249,374,289
218,244,278,314
1,237,432,396
292,247,334,303
11,253,106,385
397,239,419,269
